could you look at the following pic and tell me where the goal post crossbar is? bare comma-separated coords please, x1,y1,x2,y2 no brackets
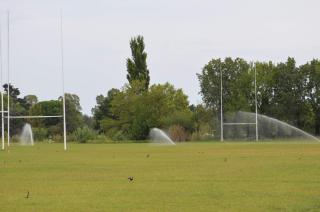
223,122,256,125
6,115,63,119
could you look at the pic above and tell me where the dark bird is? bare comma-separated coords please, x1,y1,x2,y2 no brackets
128,176,134,182
146,154,150,158
25,191,29,199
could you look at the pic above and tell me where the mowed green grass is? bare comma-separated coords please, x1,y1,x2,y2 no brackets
1,142,320,211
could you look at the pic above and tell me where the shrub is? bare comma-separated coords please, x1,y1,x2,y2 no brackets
161,111,193,131
191,123,214,141
73,127,97,143
48,125,62,135
128,118,149,140
52,134,62,143
33,127,48,141
111,130,126,141
169,125,188,142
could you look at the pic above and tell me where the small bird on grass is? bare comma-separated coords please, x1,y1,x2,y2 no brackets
25,191,29,199
128,176,134,182
146,154,150,158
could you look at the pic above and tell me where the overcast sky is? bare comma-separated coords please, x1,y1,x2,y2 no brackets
0,0,319,115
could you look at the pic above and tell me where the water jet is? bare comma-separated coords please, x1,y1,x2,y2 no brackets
149,128,175,145
20,123,34,145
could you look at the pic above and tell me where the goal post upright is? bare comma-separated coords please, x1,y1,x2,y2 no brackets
7,10,10,147
220,68,223,142
254,66,258,141
0,14,3,150
60,9,67,151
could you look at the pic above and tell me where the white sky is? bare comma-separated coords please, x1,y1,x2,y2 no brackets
0,0,319,115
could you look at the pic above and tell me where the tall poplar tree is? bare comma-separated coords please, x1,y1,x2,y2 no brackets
126,35,150,91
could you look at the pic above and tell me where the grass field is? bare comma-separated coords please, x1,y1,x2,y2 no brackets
1,142,320,211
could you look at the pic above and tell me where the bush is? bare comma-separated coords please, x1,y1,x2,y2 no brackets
48,125,62,135
169,125,188,142
191,123,214,141
52,134,62,143
111,130,127,141
73,127,97,143
33,128,48,141
128,119,149,140
161,111,193,131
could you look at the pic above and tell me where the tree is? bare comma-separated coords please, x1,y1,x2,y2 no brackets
29,100,62,135
145,83,191,128
254,61,276,115
190,104,214,133
29,93,84,135
3,83,20,99
270,58,306,127
0,84,29,135
126,35,150,90
59,93,84,133
198,57,317,137
197,58,253,113
101,82,148,140
100,82,191,140
300,59,320,135
24,95,38,109
92,88,120,131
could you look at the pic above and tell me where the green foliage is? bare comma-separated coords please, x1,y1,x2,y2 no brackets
23,95,38,109
83,115,95,129
190,104,215,140
110,130,127,141
198,58,253,113
103,81,148,139
160,110,193,131
32,127,48,141
73,127,97,143
126,35,150,90
29,100,62,128
99,81,191,140
191,123,213,141
198,57,320,136
59,93,84,133
92,88,120,131
300,59,320,135
0,85,87,141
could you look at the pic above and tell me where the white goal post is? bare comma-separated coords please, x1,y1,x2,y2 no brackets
220,65,258,141
0,11,67,150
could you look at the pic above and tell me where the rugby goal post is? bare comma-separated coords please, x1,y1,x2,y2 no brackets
220,65,258,141
0,10,67,150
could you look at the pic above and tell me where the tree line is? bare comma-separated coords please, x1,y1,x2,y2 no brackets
198,57,320,136
3,36,320,142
